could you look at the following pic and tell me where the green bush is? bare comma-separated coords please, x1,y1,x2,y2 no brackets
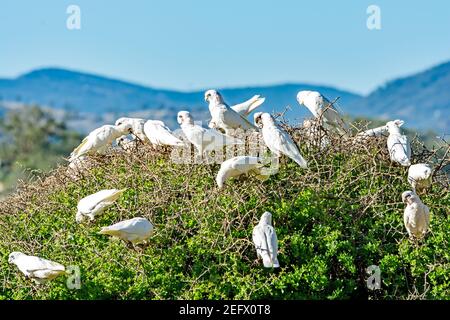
0,125,448,300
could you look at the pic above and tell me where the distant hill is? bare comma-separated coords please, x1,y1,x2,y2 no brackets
0,68,361,131
0,61,449,132
350,61,450,132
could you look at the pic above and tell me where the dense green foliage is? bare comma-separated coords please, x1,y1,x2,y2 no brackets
0,106,82,194
0,125,448,300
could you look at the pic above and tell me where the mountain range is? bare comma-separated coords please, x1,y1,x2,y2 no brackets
0,61,449,133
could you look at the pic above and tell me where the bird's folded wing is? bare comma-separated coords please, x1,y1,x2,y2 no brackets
223,108,256,129
24,256,64,272
71,137,90,158
204,129,243,147
389,136,409,158
273,129,303,159
146,122,183,145
265,226,278,256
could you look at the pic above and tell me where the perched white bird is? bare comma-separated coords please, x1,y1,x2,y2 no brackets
76,189,126,223
386,120,411,166
252,211,279,268
8,252,65,284
230,95,265,117
408,163,433,192
255,113,308,168
177,111,243,154
115,117,147,142
216,156,270,189
69,123,132,161
402,191,430,240
296,90,349,135
143,120,185,147
205,90,257,134
99,217,154,244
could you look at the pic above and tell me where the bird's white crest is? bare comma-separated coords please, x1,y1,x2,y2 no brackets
177,110,193,125
386,119,405,134
204,89,222,103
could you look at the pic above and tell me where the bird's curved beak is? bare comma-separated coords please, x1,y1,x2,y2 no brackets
403,194,412,204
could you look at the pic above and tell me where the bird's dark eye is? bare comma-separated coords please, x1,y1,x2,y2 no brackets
117,122,122,126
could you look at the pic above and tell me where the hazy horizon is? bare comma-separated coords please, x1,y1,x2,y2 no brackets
3,57,449,97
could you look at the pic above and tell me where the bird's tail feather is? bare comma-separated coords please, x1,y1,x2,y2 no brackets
99,228,120,236
247,96,265,114
104,188,127,203
293,155,308,169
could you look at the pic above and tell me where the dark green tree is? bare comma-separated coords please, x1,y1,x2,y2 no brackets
0,105,82,193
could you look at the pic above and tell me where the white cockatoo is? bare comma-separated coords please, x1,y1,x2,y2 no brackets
252,211,279,268
69,123,132,161
401,191,430,240
296,90,349,135
8,252,66,284
115,117,147,142
230,95,266,117
99,217,154,244
205,89,257,134
76,189,126,223
177,111,243,154
254,113,308,168
408,163,433,192
302,119,329,149
216,156,270,189
386,120,411,166
143,120,185,147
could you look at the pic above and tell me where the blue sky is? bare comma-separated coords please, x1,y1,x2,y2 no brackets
1,0,450,95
